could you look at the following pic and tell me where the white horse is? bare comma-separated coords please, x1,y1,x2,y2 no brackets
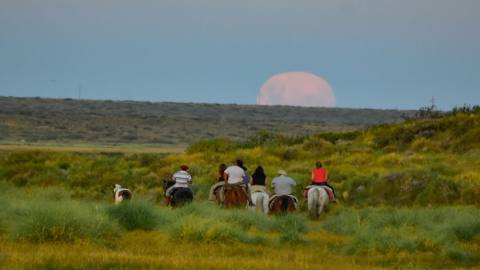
250,191,269,214
307,186,329,219
113,184,133,204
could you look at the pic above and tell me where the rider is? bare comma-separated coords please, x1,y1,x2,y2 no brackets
208,163,227,201
165,165,192,205
224,159,254,205
308,161,336,201
270,170,297,203
250,165,267,193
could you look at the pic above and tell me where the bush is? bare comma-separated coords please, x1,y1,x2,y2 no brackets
106,200,166,231
169,215,248,243
11,199,120,243
186,138,237,154
322,207,480,261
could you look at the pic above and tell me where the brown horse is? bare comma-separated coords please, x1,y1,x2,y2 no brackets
223,184,248,208
269,195,296,215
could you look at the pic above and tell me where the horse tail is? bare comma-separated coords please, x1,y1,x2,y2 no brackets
281,196,289,212
308,188,319,219
255,194,263,212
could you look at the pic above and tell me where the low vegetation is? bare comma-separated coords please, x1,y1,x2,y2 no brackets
0,108,479,269
0,96,412,145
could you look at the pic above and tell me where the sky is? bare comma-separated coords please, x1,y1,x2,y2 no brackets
0,0,479,110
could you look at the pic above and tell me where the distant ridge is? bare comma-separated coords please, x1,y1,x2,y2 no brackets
0,96,415,145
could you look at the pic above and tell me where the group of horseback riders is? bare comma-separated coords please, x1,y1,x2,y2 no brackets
162,159,336,212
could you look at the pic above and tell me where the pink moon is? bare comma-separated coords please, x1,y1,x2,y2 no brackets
256,72,336,108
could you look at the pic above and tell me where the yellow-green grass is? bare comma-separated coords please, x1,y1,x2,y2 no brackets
1,111,480,269
1,185,479,269
1,112,479,205
2,231,473,270
0,141,186,154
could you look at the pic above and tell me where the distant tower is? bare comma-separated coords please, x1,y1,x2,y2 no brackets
430,96,436,110
78,83,83,99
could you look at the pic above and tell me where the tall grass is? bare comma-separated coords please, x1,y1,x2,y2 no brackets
106,199,168,231
10,199,120,243
322,207,480,262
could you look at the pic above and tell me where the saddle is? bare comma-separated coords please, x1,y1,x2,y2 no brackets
250,185,267,193
172,187,193,197
223,183,247,193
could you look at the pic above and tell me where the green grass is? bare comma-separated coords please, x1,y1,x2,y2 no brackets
106,200,166,231
0,110,480,268
10,199,120,243
322,206,480,262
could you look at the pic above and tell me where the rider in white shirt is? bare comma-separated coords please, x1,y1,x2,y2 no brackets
165,165,192,204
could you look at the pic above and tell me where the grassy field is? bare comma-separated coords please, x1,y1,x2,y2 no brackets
0,141,186,154
1,186,478,269
1,108,480,269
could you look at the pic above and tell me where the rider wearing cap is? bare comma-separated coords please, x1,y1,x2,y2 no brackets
270,169,298,207
271,170,297,196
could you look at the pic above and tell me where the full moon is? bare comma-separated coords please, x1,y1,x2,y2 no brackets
257,71,336,107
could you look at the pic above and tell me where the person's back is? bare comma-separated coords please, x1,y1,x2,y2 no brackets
272,174,296,195
251,166,266,186
312,167,328,184
218,163,227,182
307,161,336,202
224,165,245,185
165,165,192,205
173,170,192,185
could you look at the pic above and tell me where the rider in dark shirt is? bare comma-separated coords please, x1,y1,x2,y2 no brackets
251,165,267,193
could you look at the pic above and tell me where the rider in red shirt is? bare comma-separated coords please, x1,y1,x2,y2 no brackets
310,161,336,201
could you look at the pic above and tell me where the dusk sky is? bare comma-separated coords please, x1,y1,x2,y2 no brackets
1,0,479,109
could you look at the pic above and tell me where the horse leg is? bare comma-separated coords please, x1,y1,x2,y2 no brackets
263,194,269,214
281,196,289,213
317,189,329,217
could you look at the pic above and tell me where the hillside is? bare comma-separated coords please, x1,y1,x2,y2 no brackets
0,96,414,145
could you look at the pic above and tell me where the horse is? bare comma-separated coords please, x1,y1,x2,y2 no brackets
113,184,133,204
208,181,225,205
307,187,329,220
223,184,249,208
269,195,297,215
163,180,193,207
250,189,269,214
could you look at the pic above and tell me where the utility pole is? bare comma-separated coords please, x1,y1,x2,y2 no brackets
78,83,83,99
430,96,436,110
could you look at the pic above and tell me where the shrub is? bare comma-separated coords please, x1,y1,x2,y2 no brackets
239,131,305,149
169,215,249,243
11,199,119,243
322,207,480,261
186,138,237,154
106,200,166,231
